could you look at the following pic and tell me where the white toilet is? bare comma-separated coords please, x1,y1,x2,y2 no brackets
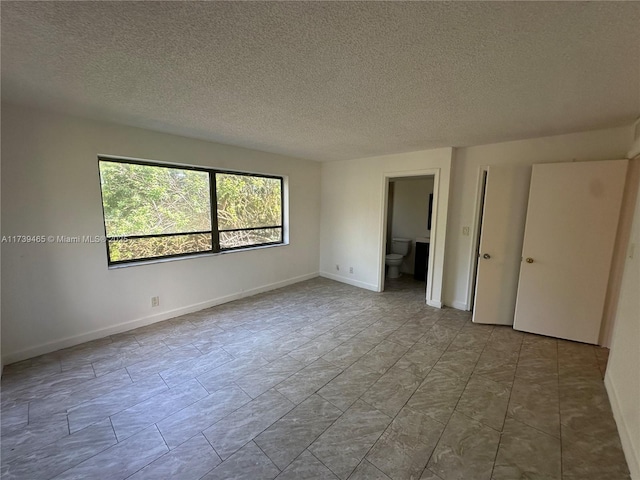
385,238,411,278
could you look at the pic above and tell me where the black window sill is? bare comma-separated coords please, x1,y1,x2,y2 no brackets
107,241,289,269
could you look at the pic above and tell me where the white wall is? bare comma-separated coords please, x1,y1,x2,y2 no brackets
319,147,452,307
602,158,640,347
1,103,322,364
3,104,632,367
319,127,631,313
605,172,640,480
445,126,633,311
391,177,434,274
0,124,2,373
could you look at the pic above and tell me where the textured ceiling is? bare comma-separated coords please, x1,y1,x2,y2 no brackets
2,1,639,161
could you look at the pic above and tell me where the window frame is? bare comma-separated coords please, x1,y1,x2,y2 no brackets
213,169,285,253
98,156,285,266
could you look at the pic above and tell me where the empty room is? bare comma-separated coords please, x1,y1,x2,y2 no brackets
1,2,639,480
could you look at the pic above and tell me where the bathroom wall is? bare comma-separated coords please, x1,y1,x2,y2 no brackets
391,177,435,274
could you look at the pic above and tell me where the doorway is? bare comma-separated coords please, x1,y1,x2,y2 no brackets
469,169,488,311
470,165,531,325
380,173,436,304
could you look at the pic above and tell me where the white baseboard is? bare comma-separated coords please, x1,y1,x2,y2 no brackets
2,272,319,366
628,126,640,159
451,301,470,311
319,271,378,292
427,300,443,308
605,374,640,480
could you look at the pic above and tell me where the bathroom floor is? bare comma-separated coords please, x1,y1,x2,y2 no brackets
1,277,630,479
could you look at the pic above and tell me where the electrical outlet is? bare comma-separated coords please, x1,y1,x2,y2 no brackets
336,264,340,271
151,296,160,308
349,267,354,274
462,226,470,236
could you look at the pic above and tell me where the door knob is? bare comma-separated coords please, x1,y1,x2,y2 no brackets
526,257,534,263
483,253,491,259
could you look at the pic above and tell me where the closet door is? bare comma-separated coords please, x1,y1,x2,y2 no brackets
473,165,531,325
513,160,627,344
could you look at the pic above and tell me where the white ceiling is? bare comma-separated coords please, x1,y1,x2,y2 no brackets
2,1,639,162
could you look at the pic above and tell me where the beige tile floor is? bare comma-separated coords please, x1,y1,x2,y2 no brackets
0,277,631,480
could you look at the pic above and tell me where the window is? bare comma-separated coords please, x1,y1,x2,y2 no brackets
216,173,284,249
98,157,284,265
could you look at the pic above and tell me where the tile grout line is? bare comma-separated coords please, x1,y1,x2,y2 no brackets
557,338,564,480
488,330,525,479
415,320,472,479
40,417,122,479
422,325,499,477
253,400,345,472
360,318,462,479
306,449,342,479
252,440,282,474
1,280,625,480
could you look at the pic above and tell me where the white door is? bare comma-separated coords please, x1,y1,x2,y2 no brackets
472,165,532,325
513,160,628,344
